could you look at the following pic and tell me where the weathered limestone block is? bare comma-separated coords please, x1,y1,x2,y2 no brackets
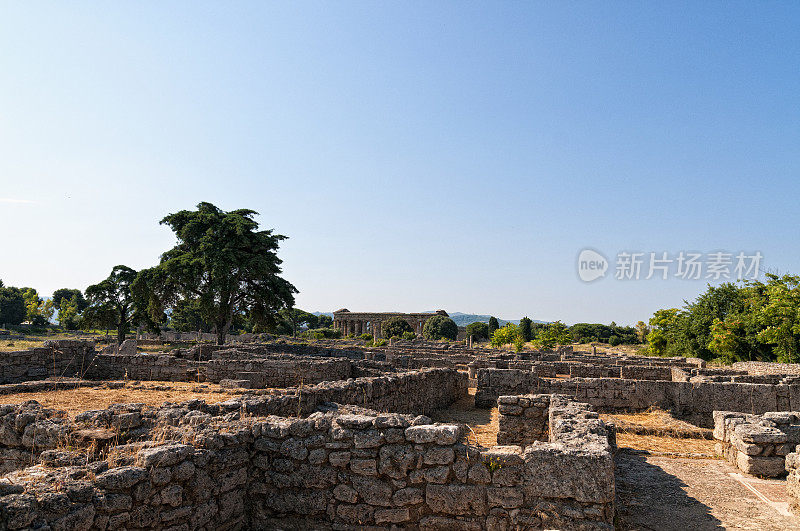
426,484,488,516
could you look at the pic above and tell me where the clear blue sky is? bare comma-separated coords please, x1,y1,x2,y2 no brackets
1,2,798,325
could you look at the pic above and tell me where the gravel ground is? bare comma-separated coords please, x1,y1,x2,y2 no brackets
615,452,800,530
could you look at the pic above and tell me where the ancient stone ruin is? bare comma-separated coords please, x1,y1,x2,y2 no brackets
3,337,800,528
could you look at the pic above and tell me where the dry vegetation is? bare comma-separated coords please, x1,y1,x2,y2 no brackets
0,339,46,352
602,407,716,457
614,432,716,456
431,388,499,448
0,381,243,418
572,342,648,356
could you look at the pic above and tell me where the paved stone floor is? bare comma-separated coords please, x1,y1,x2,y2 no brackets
615,452,800,530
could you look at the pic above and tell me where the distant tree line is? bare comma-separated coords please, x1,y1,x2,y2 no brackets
463,315,641,350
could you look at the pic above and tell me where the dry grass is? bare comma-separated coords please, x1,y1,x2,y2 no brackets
0,339,48,352
615,432,716,456
0,381,243,418
430,388,499,448
572,342,648,356
602,407,712,439
137,341,198,353
602,407,716,457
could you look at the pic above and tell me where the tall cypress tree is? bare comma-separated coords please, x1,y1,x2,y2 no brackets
488,316,499,337
520,316,533,341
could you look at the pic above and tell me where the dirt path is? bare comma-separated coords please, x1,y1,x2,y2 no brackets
615,452,800,530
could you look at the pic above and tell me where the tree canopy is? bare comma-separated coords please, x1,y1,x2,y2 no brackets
488,316,499,337
466,321,489,341
422,315,458,341
382,316,413,339
135,202,297,345
52,288,88,313
84,265,138,342
519,317,533,341
0,283,25,326
646,275,800,363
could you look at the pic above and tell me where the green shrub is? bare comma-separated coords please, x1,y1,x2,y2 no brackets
491,323,524,351
359,333,373,341
609,335,622,346
370,338,387,347
300,327,342,339
466,322,489,341
535,321,572,349
382,317,413,339
422,315,458,341
402,331,416,340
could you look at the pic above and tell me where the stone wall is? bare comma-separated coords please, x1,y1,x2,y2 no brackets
476,368,800,427
496,394,551,445
239,368,469,418
87,351,358,387
734,361,800,376
0,340,95,384
206,357,352,388
0,393,615,530
713,410,800,477
786,445,800,514
86,353,204,382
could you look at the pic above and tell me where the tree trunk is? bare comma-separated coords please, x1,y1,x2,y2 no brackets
216,313,233,345
117,325,126,344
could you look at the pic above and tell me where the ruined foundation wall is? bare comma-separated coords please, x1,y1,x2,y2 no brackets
206,357,352,387
734,361,800,376
786,446,800,514
0,341,95,384
476,368,800,427
713,410,800,477
86,354,205,382
0,394,615,530
240,368,469,417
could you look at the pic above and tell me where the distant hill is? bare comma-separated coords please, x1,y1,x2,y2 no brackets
311,311,547,327
442,312,547,327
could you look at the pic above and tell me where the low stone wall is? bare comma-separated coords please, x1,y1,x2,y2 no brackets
476,368,800,427
87,351,358,388
241,368,469,417
0,393,615,530
0,340,95,384
735,361,800,376
569,364,621,379
497,394,551,445
713,410,800,477
206,357,352,388
620,365,673,381
786,446,800,514
86,353,204,382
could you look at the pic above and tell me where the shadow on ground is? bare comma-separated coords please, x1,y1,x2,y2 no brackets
615,452,724,530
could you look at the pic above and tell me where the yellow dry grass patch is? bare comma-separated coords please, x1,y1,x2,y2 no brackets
0,381,242,418
602,407,712,439
0,339,48,352
602,407,716,457
430,388,499,448
615,432,716,456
